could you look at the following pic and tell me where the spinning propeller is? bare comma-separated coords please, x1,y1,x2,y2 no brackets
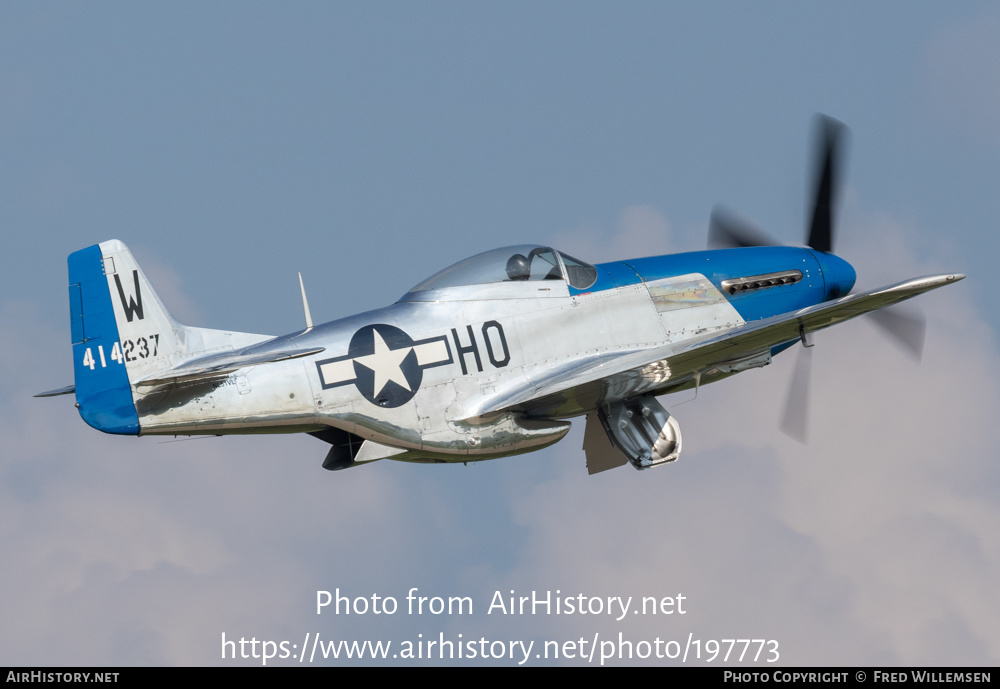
708,115,926,442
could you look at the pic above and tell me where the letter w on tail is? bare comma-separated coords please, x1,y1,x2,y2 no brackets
114,271,144,322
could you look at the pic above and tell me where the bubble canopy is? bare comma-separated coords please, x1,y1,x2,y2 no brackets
407,245,598,293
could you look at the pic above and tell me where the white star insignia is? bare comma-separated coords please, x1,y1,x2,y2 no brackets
353,330,413,398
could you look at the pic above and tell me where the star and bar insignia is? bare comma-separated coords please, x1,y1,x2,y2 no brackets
315,324,453,407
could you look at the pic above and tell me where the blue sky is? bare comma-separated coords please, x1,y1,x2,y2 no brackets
2,2,998,665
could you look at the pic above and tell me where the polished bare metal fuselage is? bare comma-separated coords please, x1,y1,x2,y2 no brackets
136,271,743,463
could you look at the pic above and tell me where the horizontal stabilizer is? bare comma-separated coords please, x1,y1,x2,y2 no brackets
34,384,76,398
135,347,325,387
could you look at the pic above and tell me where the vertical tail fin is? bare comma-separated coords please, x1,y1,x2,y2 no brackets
69,240,272,434
69,241,146,434
92,239,186,375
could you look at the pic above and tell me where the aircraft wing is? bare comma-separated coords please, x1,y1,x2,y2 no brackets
134,346,325,387
466,273,963,418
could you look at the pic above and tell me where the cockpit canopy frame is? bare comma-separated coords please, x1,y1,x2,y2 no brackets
405,245,598,298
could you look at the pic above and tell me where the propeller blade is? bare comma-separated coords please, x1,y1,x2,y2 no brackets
708,206,781,249
867,305,926,362
780,344,812,444
806,115,846,254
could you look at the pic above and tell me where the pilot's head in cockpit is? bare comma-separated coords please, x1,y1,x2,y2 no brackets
506,253,530,281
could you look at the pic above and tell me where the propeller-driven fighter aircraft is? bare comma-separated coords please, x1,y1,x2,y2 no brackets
38,117,964,473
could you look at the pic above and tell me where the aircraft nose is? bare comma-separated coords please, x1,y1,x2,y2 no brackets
813,251,856,300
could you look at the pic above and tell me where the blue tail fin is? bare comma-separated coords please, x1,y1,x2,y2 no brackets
68,240,272,435
69,242,140,434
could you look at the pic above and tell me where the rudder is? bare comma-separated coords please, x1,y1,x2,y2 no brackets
69,240,184,435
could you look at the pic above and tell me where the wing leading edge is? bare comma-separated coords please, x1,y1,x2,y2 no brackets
465,273,964,419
